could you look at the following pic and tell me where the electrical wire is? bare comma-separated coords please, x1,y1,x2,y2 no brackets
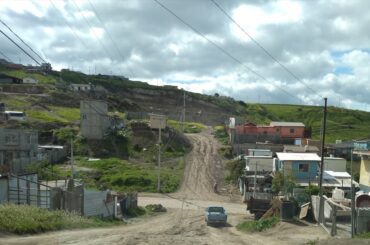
152,0,303,104
86,0,136,78
210,0,322,98
70,0,116,66
0,18,47,64
0,29,40,65
49,0,98,61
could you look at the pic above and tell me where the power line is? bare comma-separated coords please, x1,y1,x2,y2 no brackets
86,0,136,78
209,0,322,98
0,29,40,65
70,0,116,67
49,0,98,61
152,0,303,104
0,18,47,64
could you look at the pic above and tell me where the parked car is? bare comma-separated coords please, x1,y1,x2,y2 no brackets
205,206,227,226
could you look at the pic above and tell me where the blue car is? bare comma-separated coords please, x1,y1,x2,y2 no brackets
205,206,227,226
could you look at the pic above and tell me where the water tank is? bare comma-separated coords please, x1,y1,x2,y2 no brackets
280,200,295,221
332,188,345,202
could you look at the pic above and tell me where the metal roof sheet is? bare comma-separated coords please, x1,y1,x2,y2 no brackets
276,152,321,161
270,121,305,127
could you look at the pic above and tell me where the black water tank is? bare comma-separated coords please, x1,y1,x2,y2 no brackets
280,200,294,221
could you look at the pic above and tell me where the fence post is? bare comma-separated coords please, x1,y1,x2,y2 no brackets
26,178,30,205
331,204,337,236
37,183,41,207
17,176,20,204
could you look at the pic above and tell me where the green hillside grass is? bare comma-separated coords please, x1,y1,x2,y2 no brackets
1,65,370,143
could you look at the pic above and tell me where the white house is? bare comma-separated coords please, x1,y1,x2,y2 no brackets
23,77,38,84
70,84,91,92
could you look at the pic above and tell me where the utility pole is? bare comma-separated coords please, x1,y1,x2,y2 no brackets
318,97,328,225
157,126,161,192
182,91,186,133
70,137,74,179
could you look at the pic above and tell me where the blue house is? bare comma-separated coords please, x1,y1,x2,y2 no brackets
354,140,370,151
275,153,321,181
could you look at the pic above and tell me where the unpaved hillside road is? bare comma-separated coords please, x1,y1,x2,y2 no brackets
0,129,331,245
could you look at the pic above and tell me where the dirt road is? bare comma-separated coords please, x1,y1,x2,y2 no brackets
0,130,332,245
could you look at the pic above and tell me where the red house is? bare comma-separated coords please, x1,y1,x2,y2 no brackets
235,121,305,139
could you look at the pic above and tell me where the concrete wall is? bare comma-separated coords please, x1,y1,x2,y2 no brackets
8,174,38,206
281,160,318,180
360,156,370,192
83,189,115,218
324,157,347,172
245,156,273,172
80,100,110,139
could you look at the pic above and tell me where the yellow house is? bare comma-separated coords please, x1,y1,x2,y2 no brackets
354,151,370,192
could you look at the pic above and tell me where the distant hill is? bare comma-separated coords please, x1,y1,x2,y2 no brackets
1,65,370,143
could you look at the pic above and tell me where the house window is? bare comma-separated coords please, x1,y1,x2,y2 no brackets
5,134,18,145
82,114,87,120
299,163,309,173
290,128,295,134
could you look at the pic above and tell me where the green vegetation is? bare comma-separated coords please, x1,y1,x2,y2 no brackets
125,206,147,218
214,125,228,145
259,104,370,143
26,161,70,180
225,159,245,183
236,216,280,232
356,232,370,239
1,69,57,84
77,158,184,193
26,110,67,123
0,204,118,234
50,106,80,122
167,120,205,133
271,171,296,194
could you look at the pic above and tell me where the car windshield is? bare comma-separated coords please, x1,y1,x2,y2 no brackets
208,207,224,212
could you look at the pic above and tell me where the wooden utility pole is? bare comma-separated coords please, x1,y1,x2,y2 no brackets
71,137,74,179
157,126,161,192
318,97,328,224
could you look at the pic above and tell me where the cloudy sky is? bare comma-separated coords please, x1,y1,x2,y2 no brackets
0,0,369,110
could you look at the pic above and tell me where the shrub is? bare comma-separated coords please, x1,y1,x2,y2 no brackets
0,204,117,234
236,216,280,232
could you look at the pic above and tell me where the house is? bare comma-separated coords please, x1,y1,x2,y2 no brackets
23,77,38,84
80,100,110,139
354,140,370,191
323,156,347,172
5,111,26,121
327,141,355,160
283,145,320,153
38,145,66,164
0,129,39,174
244,155,273,172
0,74,22,84
70,83,91,92
247,149,272,157
232,121,305,144
275,152,321,181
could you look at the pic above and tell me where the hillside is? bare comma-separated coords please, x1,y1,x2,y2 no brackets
1,65,370,143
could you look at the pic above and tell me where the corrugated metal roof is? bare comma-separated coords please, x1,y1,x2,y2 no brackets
270,121,305,127
276,152,321,161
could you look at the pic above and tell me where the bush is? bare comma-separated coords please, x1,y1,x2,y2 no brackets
125,207,146,217
0,204,117,234
225,159,245,184
236,216,280,232
145,204,167,212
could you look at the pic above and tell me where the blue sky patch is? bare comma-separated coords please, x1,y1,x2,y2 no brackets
334,66,353,75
